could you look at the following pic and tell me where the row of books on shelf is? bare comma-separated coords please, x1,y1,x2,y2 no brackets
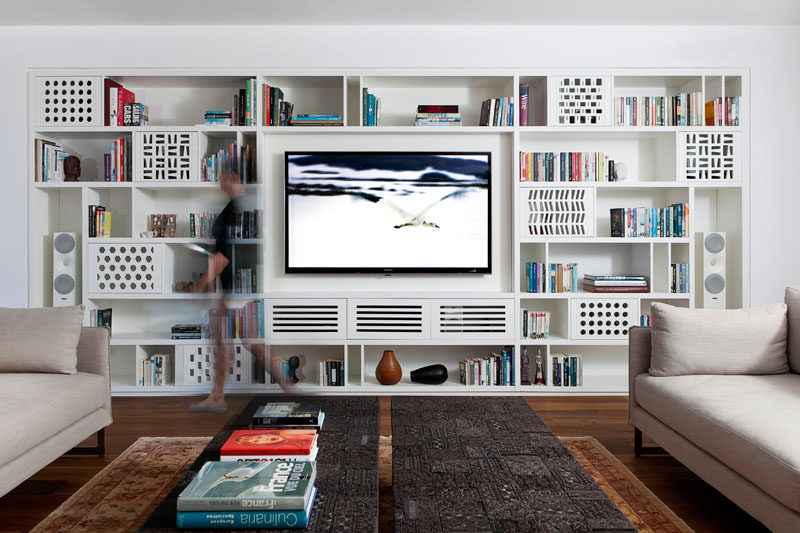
200,143,255,183
362,89,381,126
640,313,651,326
318,359,345,387
526,262,579,294
188,212,218,238
610,203,689,238
104,135,132,181
232,78,258,126
138,353,173,387
89,307,112,328
519,151,618,182
552,354,583,387
202,300,265,340
176,403,322,529
583,274,648,293
479,97,513,126
521,309,550,339
613,92,704,126
671,263,690,294
458,347,515,386
226,209,263,239
34,138,70,182
705,96,740,126
88,205,111,238
416,105,461,127
234,267,259,294
262,84,288,126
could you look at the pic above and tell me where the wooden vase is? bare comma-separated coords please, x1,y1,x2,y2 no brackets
375,350,402,385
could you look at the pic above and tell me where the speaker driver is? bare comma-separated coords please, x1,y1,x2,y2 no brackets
704,233,726,254
54,273,75,295
54,233,76,254
704,273,726,295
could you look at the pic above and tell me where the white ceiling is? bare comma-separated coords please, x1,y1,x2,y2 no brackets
1,0,799,26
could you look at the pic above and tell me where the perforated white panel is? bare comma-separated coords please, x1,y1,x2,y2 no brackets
36,76,101,127
135,132,197,181
681,132,740,181
432,300,514,340
570,298,638,340
177,344,253,385
348,300,429,339
550,76,610,126
520,187,594,238
89,242,162,294
267,299,346,340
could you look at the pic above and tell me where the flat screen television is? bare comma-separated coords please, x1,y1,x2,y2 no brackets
285,151,491,273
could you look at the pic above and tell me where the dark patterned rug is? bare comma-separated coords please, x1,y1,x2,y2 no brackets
392,396,636,532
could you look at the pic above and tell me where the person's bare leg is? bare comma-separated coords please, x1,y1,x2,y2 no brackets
250,341,297,394
191,298,230,410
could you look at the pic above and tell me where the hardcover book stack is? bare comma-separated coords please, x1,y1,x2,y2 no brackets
705,96,740,126
138,353,172,387
318,359,345,386
291,114,343,127
614,92,703,126
189,212,218,238
520,309,550,339
202,300,265,340
104,135,132,182
459,347,515,386
415,105,461,127
582,274,648,294
171,324,202,340
552,354,583,387
519,151,617,182
220,429,319,462
176,461,317,529
362,88,380,126
201,143,254,183
609,204,689,238
204,110,232,126
670,263,690,293
34,139,69,182
479,97,513,126
88,205,111,238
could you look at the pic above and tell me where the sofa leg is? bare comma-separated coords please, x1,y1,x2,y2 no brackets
65,428,106,457
634,427,668,456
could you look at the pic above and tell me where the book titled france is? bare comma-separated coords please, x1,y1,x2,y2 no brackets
176,460,316,512
177,487,316,529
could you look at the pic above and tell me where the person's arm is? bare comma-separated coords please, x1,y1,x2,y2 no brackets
192,252,230,293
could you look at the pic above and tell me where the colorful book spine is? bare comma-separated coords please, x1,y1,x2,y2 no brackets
176,489,314,529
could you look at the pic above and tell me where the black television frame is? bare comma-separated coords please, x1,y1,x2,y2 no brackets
284,151,492,274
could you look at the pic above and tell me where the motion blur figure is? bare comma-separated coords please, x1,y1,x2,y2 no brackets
189,172,293,413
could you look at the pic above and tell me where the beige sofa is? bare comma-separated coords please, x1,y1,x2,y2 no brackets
629,289,800,532
0,327,113,498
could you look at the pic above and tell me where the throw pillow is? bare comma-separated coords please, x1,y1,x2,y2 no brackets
786,286,800,373
0,305,85,374
649,302,790,376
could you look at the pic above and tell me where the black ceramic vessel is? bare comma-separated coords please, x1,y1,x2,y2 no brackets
410,364,448,385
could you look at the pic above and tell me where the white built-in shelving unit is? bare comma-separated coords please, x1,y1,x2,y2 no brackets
27,68,748,396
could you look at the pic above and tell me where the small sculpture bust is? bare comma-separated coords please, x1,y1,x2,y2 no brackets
64,155,81,182
534,348,545,385
520,346,531,385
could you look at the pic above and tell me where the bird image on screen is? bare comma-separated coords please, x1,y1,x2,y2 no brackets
284,152,491,273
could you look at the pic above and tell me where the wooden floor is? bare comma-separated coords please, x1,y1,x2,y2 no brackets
0,395,766,533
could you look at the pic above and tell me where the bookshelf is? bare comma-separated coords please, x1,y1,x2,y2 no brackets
27,68,748,396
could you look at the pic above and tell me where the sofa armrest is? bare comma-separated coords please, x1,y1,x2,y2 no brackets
76,326,111,416
628,326,651,422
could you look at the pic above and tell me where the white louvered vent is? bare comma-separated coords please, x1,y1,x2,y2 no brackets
267,299,345,340
348,300,429,339
432,300,514,340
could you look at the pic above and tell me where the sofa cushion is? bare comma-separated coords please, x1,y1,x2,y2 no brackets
636,373,800,513
0,305,85,374
0,372,107,465
786,287,800,373
649,302,790,376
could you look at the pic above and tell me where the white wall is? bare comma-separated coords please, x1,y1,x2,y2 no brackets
1,25,798,307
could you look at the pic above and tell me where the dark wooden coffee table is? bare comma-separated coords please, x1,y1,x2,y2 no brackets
139,396,380,533
392,397,636,532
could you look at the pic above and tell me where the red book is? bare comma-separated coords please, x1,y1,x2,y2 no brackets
221,429,317,457
582,286,649,293
117,88,135,126
104,79,122,126
416,105,459,113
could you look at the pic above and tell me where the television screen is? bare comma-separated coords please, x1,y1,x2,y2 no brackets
285,151,491,273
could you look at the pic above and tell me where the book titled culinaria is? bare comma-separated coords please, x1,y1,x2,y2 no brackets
177,488,316,529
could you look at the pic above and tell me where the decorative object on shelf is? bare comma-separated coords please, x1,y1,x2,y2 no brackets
680,132,740,181
135,131,197,181
520,346,531,385
534,348,545,385
613,162,627,181
63,155,81,182
410,364,448,385
287,355,300,384
36,76,101,126
570,298,637,340
150,214,177,238
520,187,593,238
550,76,609,126
375,350,402,385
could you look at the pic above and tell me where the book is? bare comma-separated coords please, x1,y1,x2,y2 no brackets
177,487,316,529
252,403,321,426
416,105,458,113
583,278,647,286
519,83,529,126
103,79,122,126
177,460,316,512
252,412,325,431
582,285,649,293
583,274,647,281
221,429,318,461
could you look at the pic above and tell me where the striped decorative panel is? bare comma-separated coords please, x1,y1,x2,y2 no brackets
681,132,740,181
267,299,346,340
432,300,514,339
348,300,429,339
135,131,197,181
521,187,594,238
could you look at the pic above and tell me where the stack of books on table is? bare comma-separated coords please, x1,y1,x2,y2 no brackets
221,429,318,462
582,275,649,293
415,105,461,127
291,114,343,126
176,460,317,529
171,324,202,340
251,402,325,430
